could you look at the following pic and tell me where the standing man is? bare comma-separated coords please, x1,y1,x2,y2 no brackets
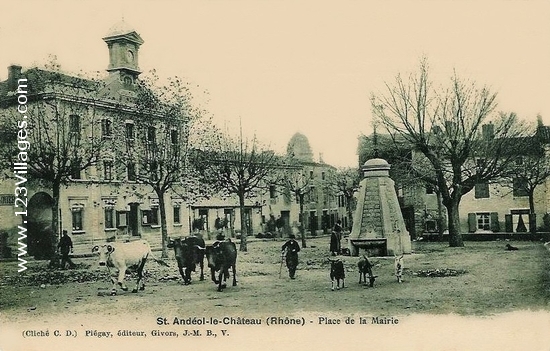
58,230,76,269
330,219,343,256
281,234,301,279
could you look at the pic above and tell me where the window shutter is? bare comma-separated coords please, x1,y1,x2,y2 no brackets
468,213,477,233
490,212,499,232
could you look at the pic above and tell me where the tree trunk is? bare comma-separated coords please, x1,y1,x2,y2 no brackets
238,193,247,252
157,190,169,259
299,194,307,248
528,191,536,234
446,199,464,247
48,181,61,267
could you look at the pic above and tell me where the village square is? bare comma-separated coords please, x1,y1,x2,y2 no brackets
1,3,550,350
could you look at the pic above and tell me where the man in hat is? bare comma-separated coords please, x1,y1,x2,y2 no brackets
57,230,76,269
281,234,301,279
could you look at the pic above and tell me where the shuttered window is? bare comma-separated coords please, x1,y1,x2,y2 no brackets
474,182,489,199
173,206,181,224
104,208,115,229
469,212,499,232
513,178,529,197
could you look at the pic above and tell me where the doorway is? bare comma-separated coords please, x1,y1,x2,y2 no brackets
128,203,139,237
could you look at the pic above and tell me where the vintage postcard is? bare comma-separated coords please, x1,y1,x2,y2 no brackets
1,1,549,350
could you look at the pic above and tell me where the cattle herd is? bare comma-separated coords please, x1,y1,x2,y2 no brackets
91,237,550,296
92,236,238,295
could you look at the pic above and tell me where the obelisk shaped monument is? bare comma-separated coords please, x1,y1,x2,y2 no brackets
349,158,412,256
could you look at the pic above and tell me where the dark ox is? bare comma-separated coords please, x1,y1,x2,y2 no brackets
205,240,237,292
358,255,377,287
329,258,345,291
167,236,205,285
92,240,168,295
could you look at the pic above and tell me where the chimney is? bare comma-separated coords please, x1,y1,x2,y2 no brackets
7,65,23,91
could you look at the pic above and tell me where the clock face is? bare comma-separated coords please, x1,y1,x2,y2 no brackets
126,50,134,63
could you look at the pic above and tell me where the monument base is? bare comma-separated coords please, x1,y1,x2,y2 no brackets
349,238,388,257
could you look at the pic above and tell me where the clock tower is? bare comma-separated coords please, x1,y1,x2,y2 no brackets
103,20,144,82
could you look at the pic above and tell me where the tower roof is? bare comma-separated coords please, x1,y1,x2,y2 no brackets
105,19,135,37
287,132,314,162
103,20,144,44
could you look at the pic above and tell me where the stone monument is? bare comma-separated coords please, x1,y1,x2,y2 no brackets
349,158,412,256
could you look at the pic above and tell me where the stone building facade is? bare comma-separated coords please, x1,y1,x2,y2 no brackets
0,22,191,256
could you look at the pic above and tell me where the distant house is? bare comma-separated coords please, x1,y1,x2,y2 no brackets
461,125,550,234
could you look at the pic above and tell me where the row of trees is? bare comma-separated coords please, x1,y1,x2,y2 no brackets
0,65,359,260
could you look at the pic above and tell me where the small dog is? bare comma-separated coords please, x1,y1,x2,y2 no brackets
505,244,519,251
543,242,550,252
394,255,404,283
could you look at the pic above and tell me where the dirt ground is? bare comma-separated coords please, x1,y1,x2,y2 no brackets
1,237,550,324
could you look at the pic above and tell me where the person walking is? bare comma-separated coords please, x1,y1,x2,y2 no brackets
281,234,301,279
330,220,343,256
58,230,76,269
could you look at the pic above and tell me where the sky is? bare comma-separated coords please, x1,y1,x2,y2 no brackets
1,0,549,167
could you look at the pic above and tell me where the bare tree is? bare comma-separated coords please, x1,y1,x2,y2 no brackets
112,72,209,258
192,129,282,251
371,58,528,247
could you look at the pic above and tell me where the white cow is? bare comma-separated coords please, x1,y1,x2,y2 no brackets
92,240,167,295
